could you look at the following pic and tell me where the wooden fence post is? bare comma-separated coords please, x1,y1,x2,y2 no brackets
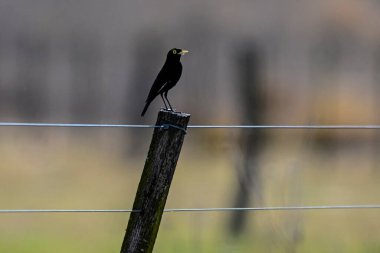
120,109,191,253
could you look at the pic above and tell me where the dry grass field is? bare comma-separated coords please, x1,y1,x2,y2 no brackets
0,127,379,252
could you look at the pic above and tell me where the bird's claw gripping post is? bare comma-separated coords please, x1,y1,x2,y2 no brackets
160,107,176,112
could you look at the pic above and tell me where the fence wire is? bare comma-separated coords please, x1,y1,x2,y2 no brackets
0,123,379,215
0,122,380,129
1,205,380,214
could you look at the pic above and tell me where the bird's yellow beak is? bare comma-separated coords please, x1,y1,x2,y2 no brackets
179,50,189,55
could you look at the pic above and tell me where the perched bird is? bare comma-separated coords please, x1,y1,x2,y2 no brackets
141,48,189,116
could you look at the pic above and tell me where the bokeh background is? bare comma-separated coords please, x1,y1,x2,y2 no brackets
1,0,380,252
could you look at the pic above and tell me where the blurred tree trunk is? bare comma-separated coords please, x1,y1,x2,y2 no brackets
229,42,266,236
14,34,49,120
69,34,102,122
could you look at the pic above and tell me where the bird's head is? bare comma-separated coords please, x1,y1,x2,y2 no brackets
167,48,189,60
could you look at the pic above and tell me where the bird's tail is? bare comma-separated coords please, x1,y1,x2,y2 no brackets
141,101,152,117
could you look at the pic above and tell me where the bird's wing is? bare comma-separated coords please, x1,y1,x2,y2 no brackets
145,66,170,102
156,81,172,94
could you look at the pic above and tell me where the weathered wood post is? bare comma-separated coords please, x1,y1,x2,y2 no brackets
120,109,190,253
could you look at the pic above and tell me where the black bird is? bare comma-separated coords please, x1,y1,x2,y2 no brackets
141,48,189,116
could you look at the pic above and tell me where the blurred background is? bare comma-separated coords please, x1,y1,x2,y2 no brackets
1,0,380,252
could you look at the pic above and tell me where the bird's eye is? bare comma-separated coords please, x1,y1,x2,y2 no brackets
172,49,177,54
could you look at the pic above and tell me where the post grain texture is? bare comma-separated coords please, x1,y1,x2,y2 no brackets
120,109,190,253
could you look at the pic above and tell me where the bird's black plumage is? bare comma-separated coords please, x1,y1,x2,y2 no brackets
141,48,189,116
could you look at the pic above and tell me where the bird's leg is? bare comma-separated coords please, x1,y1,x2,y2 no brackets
164,92,174,111
160,93,169,110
